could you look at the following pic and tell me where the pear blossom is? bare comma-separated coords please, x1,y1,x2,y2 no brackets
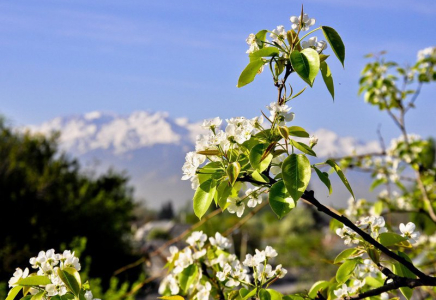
290,14,315,31
245,188,262,208
399,222,420,244
166,246,179,262
8,268,29,287
266,102,295,125
227,197,245,217
173,248,194,274
336,226,360,245
202,117,222,129
417,46,436,61
333,283,350,298
274,264,287,278
209,232,231,250
256,264,275,282
246,33,261,54
195,282,212,300
301,37,327,53
159,274,180,295
271,154,286,175
380,292,389,300
193,249,206,260
357,259,377,278
186,231,208,248
270,25,286,45
265,246,278,258
243,254,259,267
254,249,266,263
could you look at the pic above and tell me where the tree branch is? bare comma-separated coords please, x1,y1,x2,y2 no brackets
300,190,436,283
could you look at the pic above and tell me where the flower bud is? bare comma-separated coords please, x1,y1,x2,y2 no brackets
309,135,318,148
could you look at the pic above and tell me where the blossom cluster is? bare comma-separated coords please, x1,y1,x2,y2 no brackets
245,13,327,57
336,215,420,245
181,100,298,218
417,46,436,62
8,249,99,300
160,231,287,300
181,115,263,188
218,245,287,288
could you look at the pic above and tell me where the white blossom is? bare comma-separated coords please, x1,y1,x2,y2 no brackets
187,231,208,248
227,197,245,217
270,25,286,45
8,268,29,287
209,232,231,250
245,188,262,208
266,102,295,125
195,282,212,300
301,37,327,53
274,264,287,278
265,246,278,258
246,33,261,54
202,117,222,129
399,222,420,244
290,14,315,31
333,283,350,298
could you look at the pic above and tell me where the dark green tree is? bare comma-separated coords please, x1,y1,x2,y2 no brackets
0,118,139,288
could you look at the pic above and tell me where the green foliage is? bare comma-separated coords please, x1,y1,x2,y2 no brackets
0,119,138,289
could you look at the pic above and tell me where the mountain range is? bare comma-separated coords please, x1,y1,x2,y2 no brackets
28,111,381,209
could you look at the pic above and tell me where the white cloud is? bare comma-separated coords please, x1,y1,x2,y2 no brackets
312,128,381,158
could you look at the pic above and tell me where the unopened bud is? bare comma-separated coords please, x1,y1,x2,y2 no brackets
309,135,318,148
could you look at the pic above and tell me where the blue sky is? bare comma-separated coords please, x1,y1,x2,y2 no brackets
1,0,435,142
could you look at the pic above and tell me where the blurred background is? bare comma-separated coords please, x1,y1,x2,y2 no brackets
1,0,435,298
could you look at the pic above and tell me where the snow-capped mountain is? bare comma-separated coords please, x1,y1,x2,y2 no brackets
28,111,380,208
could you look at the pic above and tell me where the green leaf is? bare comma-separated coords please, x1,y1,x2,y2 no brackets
237,59,265,88
308,281,330,298
290,49,320,87
30,292,45,300
250,143,273,173
241,288,257,300
282,154,311,202
17,276,51,286
392,251,415,300
159,296,185,300
20,296,32,300
290,140,316,157
255,30,268,45
216,180,232,210
178,264,198,293
251,170,269,183
364,277,384,288
227,162,241,186
336,259,359,283
193,179,217,219
269,181,296,219
321,26,345,67
57,268,81,297
249,47,280,58
259,289,283,300
290,86,307,99
320,61,334,100
326,159,355,199
313,166,332,195
334,248,357,264
6,286,22,300
287,126,309,138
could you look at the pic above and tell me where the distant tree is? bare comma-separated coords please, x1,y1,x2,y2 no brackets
0,118,139,287
158,201,174,220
